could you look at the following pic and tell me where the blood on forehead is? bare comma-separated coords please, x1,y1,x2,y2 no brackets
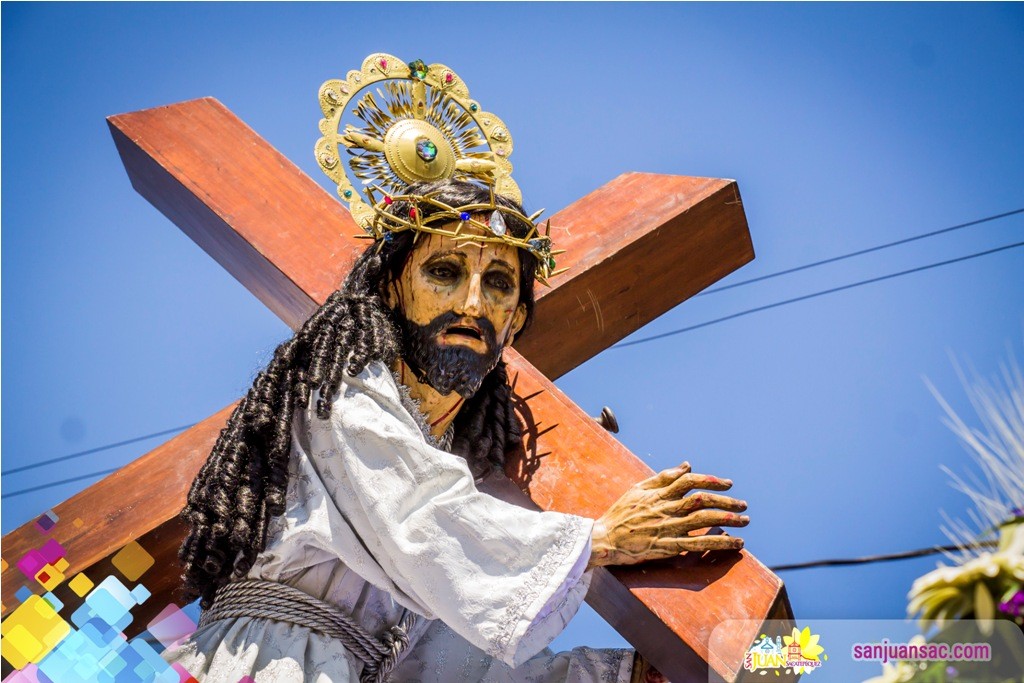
408,222,521,277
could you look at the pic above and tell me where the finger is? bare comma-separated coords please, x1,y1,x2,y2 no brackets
676,535,745,552
638,462,691,490
669,510,749,533
654,533,744,554
662,472,734,498
669,492,747,514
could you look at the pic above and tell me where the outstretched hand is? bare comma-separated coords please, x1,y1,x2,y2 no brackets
588,462,747,568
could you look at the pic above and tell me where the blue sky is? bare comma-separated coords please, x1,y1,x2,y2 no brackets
3,2,1023,655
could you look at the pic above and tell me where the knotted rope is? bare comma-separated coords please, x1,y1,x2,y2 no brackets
199,579,419,683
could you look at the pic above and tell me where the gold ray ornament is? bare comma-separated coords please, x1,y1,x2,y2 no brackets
315,53,562,283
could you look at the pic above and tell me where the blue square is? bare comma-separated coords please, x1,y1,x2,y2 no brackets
130,584,151,604
135,661,156,680
72,653,100,679
99,648,128,675
86,586,130,625
15,585,33,603
42,591,64,612
71,600,96,628
81,620,106,647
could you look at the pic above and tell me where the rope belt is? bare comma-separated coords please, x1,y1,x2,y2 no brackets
199,579,419,683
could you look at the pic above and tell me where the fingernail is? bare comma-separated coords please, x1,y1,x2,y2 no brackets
740,515,750,523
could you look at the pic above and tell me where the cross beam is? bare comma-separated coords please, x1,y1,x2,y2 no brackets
1,98,788,682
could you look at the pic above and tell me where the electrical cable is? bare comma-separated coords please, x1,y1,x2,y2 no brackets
700,208,1024,297
615,240,1024,349
770,540,999,572
2,424,196,476
4,468,121,499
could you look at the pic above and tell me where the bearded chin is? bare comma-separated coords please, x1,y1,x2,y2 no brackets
395,311,503,399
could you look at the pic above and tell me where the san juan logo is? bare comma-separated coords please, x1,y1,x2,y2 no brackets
743,626,827,675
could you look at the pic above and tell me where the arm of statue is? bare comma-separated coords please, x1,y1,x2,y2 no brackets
588,462,748,569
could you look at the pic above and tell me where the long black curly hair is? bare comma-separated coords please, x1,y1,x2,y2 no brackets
178,180,539,609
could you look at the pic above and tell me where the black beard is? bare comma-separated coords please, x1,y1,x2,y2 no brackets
394,309,501,398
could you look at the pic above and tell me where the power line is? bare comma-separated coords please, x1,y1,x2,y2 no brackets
615,240,1024,349
4,468,121,498
770,540,998,572
1,423,196,476
700,207,1024,297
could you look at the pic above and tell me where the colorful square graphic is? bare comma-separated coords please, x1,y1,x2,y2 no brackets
130,584,151,605
0,662,45,682
78,576,136,628
111,541,155,582
33,511,59,534
41,592,63,612
34,563,65,592
16,551,47,581
0,595,72,669
68,573,94,597
171,662,200,683
38,539,65,565
147,603,197,650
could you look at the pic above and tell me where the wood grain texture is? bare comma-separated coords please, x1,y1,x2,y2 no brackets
1,97,779,682
525,173,752,379
503,348,782,681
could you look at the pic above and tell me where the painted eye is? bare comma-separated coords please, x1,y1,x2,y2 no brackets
428,264,457,279
486,273,514,291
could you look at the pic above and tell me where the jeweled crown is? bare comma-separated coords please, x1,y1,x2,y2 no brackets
314,53,565,284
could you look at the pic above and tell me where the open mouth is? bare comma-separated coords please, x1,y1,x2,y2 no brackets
445,325,483,341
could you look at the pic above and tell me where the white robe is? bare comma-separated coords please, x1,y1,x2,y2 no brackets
164,361,634,682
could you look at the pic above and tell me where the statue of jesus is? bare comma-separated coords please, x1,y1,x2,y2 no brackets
163,56,749,683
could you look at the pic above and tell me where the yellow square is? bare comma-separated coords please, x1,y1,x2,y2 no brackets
34,564,64,592
0,596,70,668
68,572,94,597
1,623,42,669
1,558,8,572
73,518,84,528
54,558,69,572
111,541,154,582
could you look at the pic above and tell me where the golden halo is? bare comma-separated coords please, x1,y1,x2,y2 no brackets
315,53,520,230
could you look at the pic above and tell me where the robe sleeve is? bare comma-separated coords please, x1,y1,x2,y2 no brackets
392,617,635,683
300,362,594,668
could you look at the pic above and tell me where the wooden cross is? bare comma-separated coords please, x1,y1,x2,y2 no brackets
1,98,791,682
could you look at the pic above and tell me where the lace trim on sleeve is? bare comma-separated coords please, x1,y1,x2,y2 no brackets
487,514,587,662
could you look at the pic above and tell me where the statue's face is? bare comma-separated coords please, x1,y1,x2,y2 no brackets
386,220,528,397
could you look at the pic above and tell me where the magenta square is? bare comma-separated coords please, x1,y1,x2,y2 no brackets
147,603,197,650
39,538,65,564
238,678,256,683
170,663,195,682
16,549,47,579
1,663,44,682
